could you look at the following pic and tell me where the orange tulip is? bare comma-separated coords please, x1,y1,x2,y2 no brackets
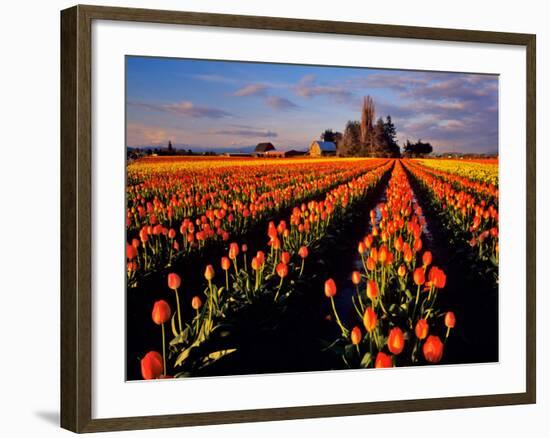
351,271,361,285
363,307,377,332
387,327,405,355
141,351,163,380
167,272,181,290
126,243,138,260
358,242,367,254
228,242,239,260
423,335,444,363
397,264,406,277
191,295,203,310
403,247,413,263
351,326,362,345
444,311,456,328
375,351,393,368
204,264,215,281
415,319,429,340
251,257,261,271
366,280,378,299
221,256,231,271
324,278,337,298
366,256,376,271
151,300,171,325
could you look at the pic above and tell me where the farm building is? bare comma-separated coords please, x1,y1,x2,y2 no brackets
309,141,337,157
264,150,286,158
285,149,307,157
254,142,276,156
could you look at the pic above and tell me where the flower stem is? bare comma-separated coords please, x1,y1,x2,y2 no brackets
174,288,183,333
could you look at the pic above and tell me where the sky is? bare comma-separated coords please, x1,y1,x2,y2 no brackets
126,56,499,154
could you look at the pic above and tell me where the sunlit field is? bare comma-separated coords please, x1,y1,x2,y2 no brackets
127,156,499,380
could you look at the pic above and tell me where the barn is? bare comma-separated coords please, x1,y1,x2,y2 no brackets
309,141,337,157
254,142,276,156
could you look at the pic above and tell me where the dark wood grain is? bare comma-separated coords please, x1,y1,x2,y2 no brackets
60,4,537,433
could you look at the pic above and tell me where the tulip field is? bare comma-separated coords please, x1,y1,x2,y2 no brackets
127,156,499,380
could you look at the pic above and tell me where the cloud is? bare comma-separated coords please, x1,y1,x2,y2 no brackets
233,83,268,97
211,129,278,138
192,74,237,84
127,122,186,146
295,74,353,102
129,100,233,119
265,95,298,110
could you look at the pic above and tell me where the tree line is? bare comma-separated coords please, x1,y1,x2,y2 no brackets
321,95,433,158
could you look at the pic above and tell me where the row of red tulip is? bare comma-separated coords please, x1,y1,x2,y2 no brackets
127,159,388,282
139,161,395,379
325,160,455,368
402,160,499,263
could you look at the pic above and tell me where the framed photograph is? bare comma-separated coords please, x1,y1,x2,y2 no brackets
60,4,536,433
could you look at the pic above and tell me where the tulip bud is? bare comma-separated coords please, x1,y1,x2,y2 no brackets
363,307,377,332
415,319,429,340
298,246,309,259
351,326,362,345
444,311,456,328
167,273,181,290
413,267,425,286
221,256,231,271
366,280,378,299
151,300,171,325
204,265,215,281
191,296,203,310
351,271,361,285
324,278,337,298
422,251,432,267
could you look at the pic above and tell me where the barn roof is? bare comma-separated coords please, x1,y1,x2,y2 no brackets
255,142,275,152
311,141,336,152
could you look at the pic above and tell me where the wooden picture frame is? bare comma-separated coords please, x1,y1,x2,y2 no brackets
60,4,536,433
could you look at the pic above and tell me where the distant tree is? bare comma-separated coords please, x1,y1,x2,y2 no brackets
403,139,433,157
321,129,336,142
168,140,173,153
187,149,193,155
373,118,389,156
338,121,362,156
383,116,401,157
360,96,376,149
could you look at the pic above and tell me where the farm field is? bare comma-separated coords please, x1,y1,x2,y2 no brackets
127,156,499,380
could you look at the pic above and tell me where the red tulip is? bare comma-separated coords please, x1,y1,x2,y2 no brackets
167,273,181,290
276,262,288,278
298,246,309,259
413,267,425,286
126,243,138,260
428,266,447,289
366,280,378,299
281,251,291,265
415,319,429,340
387,327,405,355
324,278,337,298
375,351,393,368
151,300,171,325
422,251,432,267
363,307,377,332
251,256,261,271
351,326,362,345
168,228,176,239
423,335,444,363
141,351,163,380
